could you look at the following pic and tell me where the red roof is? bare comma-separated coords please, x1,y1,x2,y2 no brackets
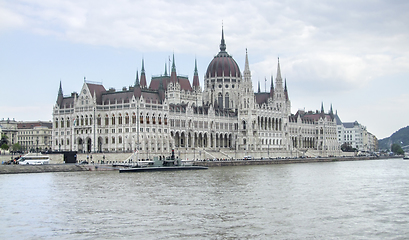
87,83,106,104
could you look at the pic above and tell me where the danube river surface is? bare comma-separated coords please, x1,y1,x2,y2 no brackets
1,158,408,239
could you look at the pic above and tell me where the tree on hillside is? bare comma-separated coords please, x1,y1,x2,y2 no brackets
391,143,404,155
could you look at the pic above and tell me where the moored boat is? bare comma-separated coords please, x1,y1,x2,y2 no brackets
119,150,208,173
403,156,409,160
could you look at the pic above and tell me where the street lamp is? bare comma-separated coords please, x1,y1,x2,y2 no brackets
268,142,270,159
36,138,39,155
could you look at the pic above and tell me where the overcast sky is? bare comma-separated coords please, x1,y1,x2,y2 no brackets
1,0,408,139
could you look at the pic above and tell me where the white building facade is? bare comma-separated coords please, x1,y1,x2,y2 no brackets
52,30,341,159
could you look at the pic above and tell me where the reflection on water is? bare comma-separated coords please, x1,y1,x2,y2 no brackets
1,159,409,239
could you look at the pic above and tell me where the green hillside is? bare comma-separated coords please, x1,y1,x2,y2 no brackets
378,126,409,151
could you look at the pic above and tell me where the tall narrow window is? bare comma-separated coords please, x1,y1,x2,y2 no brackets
218,93,223,108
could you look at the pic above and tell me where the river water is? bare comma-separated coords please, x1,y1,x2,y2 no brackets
1,158,408,239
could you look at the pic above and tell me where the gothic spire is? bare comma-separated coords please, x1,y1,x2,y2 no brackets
170,53,178,83
194,58,198,75
270,75,274,98
258,81,261,93
220,26,226,52
134,70,140,87
321,102,324,113
193,58,200,88
330,103,334,115
276,57,282,81
172,53,176,72
244,48,250,72
57,80,63,106
58,80,63,96
164,62,168,76
140,59,147,88
284,78,289,101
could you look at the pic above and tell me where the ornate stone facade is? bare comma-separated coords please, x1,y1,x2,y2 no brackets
52,30,341,159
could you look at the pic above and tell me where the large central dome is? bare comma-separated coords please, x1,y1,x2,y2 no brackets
206,29,241,78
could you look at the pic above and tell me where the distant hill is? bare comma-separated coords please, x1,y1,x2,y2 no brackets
378,126,409,151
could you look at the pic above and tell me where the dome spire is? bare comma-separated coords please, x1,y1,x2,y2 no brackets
220,25,226,52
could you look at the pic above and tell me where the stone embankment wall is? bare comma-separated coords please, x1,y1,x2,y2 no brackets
75,153,132,163
0,164,90,174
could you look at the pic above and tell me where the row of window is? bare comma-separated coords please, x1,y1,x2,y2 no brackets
55,114,169,128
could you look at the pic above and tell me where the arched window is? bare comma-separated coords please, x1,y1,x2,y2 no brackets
118,114,123,125
112,114,116,125
164,116,168,125
61,118,64,128
140,113,143,124
55,118,58,128
158,116,162,125
67,119,70,128
119,136,122,144
97,115,101,125
105,115,109,125
85,115,88,125
218,93,223,108
125,114,129,124
152,115,156,124
225,93,229,109
132,113,136,124
112,137,115,144
146,114,150,124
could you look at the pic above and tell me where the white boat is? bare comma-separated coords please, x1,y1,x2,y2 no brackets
403,156,409,160
135,159,155,167
18,154,50,165
181,159,194,166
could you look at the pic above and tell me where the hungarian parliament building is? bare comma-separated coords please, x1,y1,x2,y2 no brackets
52,30,342,159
